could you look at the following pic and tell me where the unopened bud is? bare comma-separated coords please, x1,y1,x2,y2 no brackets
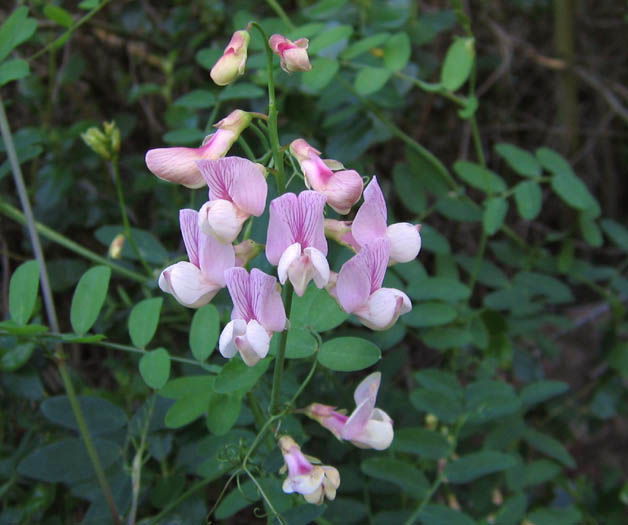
425,413,438,430
81,121,121,160
211,30,250,86
109,233,125,259
234,239,263,266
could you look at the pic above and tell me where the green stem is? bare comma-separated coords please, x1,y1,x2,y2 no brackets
109,160,153,277
339,77,457,190
28,0,112,61
288,354,318,407
0,200,150,284
249,22,285,193
469,117,486,167
238,136,257,162
0,94,120,524
205,102,222,133
265,0,295,30
269,283,294,414
249,122,271,152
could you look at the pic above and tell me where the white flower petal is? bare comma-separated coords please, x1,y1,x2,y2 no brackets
219,319,246,359
244,320,270,360
277,242,301,285
350,416,394,450
387,223,421,263
304,247,330,288
198,199,244,244
158,262,220,308
355,287,411,331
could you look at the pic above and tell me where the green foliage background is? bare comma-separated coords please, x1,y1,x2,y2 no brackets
1,1,628,524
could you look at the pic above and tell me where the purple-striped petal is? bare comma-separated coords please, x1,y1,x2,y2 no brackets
352,176,388,246
179,209,199,267
250,268,286,332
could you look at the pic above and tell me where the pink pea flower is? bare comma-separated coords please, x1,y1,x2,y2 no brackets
197,157,268,244
335,238,411,330
158,209,235,308
352,176,421,264
279,436,340,505
266,191,330,296
145,110,252,188
269,34,312,73
305,372,394,450
211,30,250,86
290,139,363,215
219,267,286,367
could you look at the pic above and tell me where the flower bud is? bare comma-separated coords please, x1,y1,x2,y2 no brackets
324,219,358,251
269,34,312,73
108,233,125,259
234,239,263,266
211,30,250,86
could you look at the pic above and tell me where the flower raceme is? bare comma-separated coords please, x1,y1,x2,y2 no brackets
210,30,250,86
351,176,421,263
158,209,235,308
269,34,312,73
266,191,330,296
290,139,363,215
304,372,394,450
279,436,340,505
335,238,411,330
219,267,286,367
145,110,252,188
197,157,268,244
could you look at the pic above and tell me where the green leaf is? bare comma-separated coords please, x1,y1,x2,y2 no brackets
301,57,339,91
206,392,241,435
218,83,265,101
215,480,258,519
495,143,541,177
0,58,30,86
0,342,35,371
17,438,120,483
420,224,451,254
195,47,222,70
270,327,318,359
41,395,127,436
415,369,464,400
9,260,39,325
291,285,348,332
70,266,111,335
410,389,464,423
341,33,390,59
189,304,219,361
520,380,569,408
393,163,427,213
419,504,477,525
551,171,599,214
128,297,162,348
454,161,506,193
139,348,171,389
421,326,472,350
523,428,575,468
173,89,216,109
160,375,214,399
440,37,474,91
162,128,205,145
164,389,212,428
318,337,381,371
383,32,410,71
406,277,470,303
578,214,603,247
43,4,74,28
326,498,368,524
483,197,508,235
95,225,168,264
512,272,573,303
514,180,542,220
456,255,508,288
214,357,270,394
403,302,457,327
535,146,572,176
354,66,392,95
466,380,521,423
361,458,429,498
392,427,451,459
0,7,37,63
435,196,482,222
308,25,353,54
493,493,528,525
600,218,628,252
526,506,582,525
444,451,518,483
0,320,48,336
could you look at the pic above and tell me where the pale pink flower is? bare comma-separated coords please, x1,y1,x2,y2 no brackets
219,267,286,366
269,34,312,73
266,191,330,296
279,436,340,505
211,30,250,86
290,139,363,215
305,372,394,450
158,209,235,308
197,157,267,244
335,238,411,330
145,110,252,188
352,176,421,264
